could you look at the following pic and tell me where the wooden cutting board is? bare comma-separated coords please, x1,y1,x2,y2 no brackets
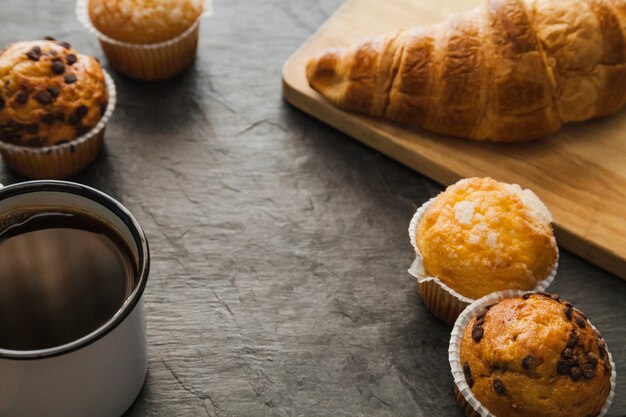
282,0,626,281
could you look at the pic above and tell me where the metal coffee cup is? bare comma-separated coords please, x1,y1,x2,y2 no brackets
0,180,149,417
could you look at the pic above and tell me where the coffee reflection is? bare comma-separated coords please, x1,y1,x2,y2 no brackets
0,211,135,351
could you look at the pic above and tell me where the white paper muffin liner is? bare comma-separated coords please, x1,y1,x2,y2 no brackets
408,196,558,326
449,290,617,417
0,71,116,179
76,0,212,81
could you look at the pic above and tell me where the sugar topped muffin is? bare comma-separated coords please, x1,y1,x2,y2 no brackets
459,293,612,417
88,0,204,44
0,40,108,147
416,177,557,299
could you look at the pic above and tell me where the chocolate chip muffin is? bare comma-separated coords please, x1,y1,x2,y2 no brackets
459,293,612,417
0,39,108,147
416,177,558,299
88,0,204,44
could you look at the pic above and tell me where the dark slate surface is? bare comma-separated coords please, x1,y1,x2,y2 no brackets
1,1,625,416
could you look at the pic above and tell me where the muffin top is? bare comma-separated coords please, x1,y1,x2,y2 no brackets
0,40,108,147
416,177,557,299
460,293,612,417
88,0,204,44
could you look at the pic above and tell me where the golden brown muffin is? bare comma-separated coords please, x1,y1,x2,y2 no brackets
460,293,612,417
0,40,108,147
416,178,557,299
88,0,204,44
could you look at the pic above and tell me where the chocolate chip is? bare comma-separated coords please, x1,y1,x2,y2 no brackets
35,90,53,104
537,291,551,298
575,316,586,329
492,378,506,395
571,366,582,380
0,97,4,109
563,348,574,359
51,59,65,74
56,111,65,121
476,311,486,321
26,46,42,61
75,124,90,136
587,352,598,367
99,101,108,116
598,345,607,359
44,36,56,41
484,303,496,310
69,143,77,153
522,355,535,370
463,363,473,388
69,106,88,125
1,127,15,140
523,293,533,300
75,105,88,118
66,54,77,65
593,328,602,338
567,333,579,348
26,137,43,147
472,326,484,342
550,293,560,301
557,359,571,375
48,86,60,97
68,113,80,126
2,136,20,145
16,90,28,104
42,113,56,125
58,41,71,49
64,74,77,84
581,363,596,379
576,310,588,320
8,120,24,131
564,307,573,321
25,123,39,134
605,359,612,372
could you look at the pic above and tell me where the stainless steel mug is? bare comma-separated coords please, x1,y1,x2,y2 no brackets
0,180,149,417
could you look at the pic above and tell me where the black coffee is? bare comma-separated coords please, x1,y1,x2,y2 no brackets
0,210,136,351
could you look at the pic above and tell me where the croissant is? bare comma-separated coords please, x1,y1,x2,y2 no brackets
306,0,626,141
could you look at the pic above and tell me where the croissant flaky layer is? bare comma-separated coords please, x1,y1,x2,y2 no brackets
306,0,626,141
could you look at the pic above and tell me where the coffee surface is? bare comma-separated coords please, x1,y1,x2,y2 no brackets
0,211,135,351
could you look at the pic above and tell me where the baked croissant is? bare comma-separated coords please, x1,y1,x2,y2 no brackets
306,0,626,141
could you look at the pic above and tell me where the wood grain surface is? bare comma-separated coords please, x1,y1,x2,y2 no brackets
282,0,626,281
1,1,625,416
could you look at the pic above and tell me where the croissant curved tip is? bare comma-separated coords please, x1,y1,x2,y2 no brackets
306,48,346,98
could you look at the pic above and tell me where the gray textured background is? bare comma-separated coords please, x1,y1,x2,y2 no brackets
1,1,625,416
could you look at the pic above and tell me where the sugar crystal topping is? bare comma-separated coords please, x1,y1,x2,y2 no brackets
504,184,553,224
454,200,477,225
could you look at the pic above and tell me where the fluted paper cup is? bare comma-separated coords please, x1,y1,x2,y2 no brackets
0,71,116,179
449,290,616,417
408,197,558,326
76,0,212,81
